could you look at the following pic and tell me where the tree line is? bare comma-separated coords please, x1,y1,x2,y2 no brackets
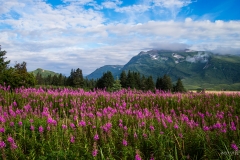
0,49,185,92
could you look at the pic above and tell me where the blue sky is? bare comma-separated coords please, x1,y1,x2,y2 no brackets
0,0,240,76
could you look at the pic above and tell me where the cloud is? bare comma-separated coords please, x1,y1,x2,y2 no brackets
1,0,240,75
102,0,123,9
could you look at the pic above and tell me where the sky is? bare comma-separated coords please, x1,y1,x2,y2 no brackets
0,0,240,76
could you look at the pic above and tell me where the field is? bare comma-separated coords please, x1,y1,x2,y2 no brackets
0,85,239,159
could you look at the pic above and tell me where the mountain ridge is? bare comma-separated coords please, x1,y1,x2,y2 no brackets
87,49,240,90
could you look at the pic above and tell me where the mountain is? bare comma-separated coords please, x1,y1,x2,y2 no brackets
29,68,60,78
87,50,240,90
86,65,124,79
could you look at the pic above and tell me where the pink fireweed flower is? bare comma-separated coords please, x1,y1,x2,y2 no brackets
174,124,179,129
0,127,5,133
230,122,236,131
143,133,147,138
203,126,210,131
134,132,138,138
70,123,75,129
119,123,123,128
62,124,67,130
135,154,141,160
29,119,34,123
92,149,98,157
10,122,14,127
7,136,14,144
0,141,6,148
18,121,23,126
78,120,86,127
122,139,128,146
160,131,164,134
30,125,34,131
179,133,183,138
231,143,238,151
10,143,17,150
149,125,155,131
13,101,17,107
94,134,99,141
70,136,75,143
47,126,51,131
123,126,128,131
39,126,44,133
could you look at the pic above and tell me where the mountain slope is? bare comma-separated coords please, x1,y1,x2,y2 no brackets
86,65,124,79
87,50,240,90
29,68,60,78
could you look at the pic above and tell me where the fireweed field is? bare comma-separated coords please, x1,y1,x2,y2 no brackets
0,85,239,160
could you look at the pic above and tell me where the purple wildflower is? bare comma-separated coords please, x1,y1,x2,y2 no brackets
149,125,155,131
29,119,34,123
231,143,238,151
39,126,44,133
0,141,6,148
0,127,5,133
7,136,14,144
92,149,98,157
122,139,128,146
30,125,34,131
70,136,75,143
174,124,179,129
62,124,67,130
70,123,75,129
18,121,23,126
135,154,141,160
10,122,14,127
94,134,99,141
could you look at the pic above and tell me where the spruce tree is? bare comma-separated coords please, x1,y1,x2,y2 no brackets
156,77,164,90
0,49,10,73
162,74,172,91
120,70,127,88
174,78,185,92
145,76,155,91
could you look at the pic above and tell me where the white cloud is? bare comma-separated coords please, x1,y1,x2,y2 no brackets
102,0,123,9
0,0,240,75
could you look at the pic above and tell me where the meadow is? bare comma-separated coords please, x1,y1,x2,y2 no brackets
0,85,239,160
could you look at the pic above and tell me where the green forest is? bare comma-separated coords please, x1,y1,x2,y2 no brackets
0,49,185,92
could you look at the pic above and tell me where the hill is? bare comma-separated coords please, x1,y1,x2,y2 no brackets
29,68,60,78
86,65,124,79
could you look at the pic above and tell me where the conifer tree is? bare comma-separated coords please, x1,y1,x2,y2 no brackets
145,76,155,91
120,70,127,88
162,74,172,91
174,78,185,92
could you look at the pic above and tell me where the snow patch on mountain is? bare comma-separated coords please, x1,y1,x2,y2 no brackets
172,53,185,59
186,52,209,63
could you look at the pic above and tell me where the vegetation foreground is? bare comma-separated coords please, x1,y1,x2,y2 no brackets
0,85,239,160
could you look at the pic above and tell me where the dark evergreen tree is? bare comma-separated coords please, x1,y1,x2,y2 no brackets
72,68,84,88
120,70,127,88
52,75,59,86
126,70,136,89
145,76,155,91
0,49,10,73
111,77,122,91
162,74,173,91
96,71,114,90
173,78,185,92
140,75,147,90
36,72,44,85
133,72,141,90
156,77,164,90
